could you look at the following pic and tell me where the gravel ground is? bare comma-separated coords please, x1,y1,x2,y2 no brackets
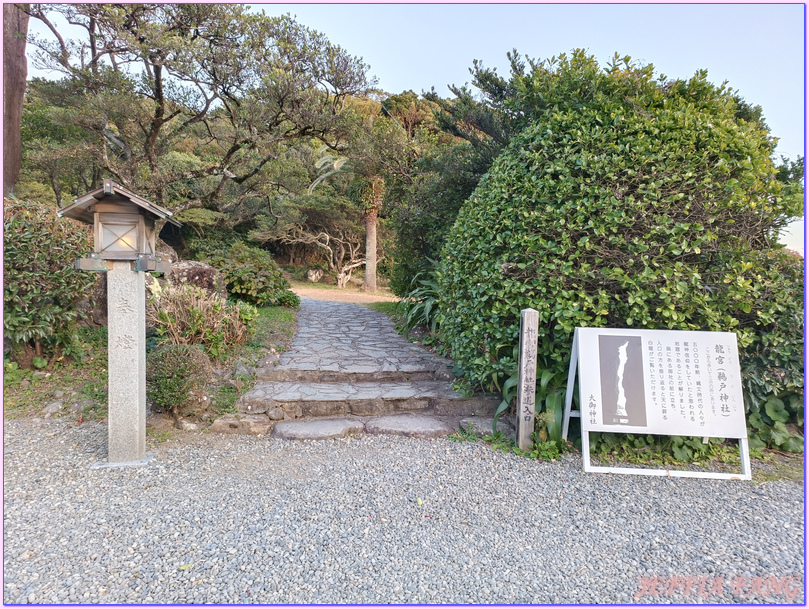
3,417,804,605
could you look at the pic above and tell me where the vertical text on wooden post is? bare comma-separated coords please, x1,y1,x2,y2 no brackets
516,308,539,451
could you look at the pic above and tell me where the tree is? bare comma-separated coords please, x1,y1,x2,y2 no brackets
251,193,368,288
308,100,414,291
4,3,29,196
24,4,372,211
381,90,435,138
437,66,803,449
392,49,789,294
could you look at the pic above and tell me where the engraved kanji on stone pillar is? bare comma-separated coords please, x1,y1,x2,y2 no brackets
106,261,146,463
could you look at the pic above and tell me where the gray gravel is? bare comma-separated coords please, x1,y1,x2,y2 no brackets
4,417,804,605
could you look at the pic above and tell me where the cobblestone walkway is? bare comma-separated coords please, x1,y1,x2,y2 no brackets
222,298,501,438
274,298,453,379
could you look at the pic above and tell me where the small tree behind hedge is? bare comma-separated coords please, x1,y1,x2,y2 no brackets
438,70,804,450
4,197,97,365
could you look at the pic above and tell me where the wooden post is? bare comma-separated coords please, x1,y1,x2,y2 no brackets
516,308,539,451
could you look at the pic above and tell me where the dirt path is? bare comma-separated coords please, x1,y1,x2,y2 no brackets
290,282,399,304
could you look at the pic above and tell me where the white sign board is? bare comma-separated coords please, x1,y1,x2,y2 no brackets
563,327,751,480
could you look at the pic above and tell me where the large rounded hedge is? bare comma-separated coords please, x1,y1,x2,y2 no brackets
438,76,804,445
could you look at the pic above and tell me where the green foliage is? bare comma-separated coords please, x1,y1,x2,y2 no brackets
4,197,97,364
390,140,485,296
207,242,299,307
449,425,562,461
211,385,240,415
146,344,212,415
25,5,372,211
3,360,28,387
439,68,804,451
589,433,750,466
146,283,258,359
492,348,566,448
183,230,241,261
401,263,442,340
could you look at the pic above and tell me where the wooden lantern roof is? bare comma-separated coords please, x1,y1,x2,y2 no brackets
57,178,181,227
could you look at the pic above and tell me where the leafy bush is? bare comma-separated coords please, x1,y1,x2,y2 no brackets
146,283,258,358
146,344,212,415
401,262,442,338
208,241,300,307
4,197,97,365
438,73,804,450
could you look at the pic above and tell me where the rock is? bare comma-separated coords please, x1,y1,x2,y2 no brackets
32,371,46,379
68,403,83,413
272,418,364,440
42,402,63,417
306,269,324,283
209,414,272,435
257,354,280,368
365,413,454,438
155,238,179,265
176,418,200,432
19,550,33,561
234,363,253,378
19,379,30,390
52,390,65,399
144,272,166,297
267,407,286,421
167,261,227,299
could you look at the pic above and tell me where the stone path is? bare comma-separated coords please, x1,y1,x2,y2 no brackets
212,298,502,439
261,298,454,382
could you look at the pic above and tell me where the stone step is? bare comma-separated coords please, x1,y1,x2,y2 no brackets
209,413,515,441
237,381,499,420
257,367,452,384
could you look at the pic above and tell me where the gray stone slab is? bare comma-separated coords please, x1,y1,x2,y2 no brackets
210,414,273,435
272,418,365,440
365,414,454,438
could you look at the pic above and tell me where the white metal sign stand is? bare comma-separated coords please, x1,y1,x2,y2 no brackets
563,328,752,481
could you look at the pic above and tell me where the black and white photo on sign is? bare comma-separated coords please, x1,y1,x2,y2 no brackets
598,335,647,427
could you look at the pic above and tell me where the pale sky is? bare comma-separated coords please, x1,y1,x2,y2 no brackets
25,2,806,253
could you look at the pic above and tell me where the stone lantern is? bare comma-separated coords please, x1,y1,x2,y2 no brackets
58,179,181,467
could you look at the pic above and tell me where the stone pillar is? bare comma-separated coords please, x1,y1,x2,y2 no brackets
105,261,146,463
516,308,539,451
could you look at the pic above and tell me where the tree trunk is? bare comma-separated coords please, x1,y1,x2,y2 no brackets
364,207,378,292
4,4,29,197
363,176,383,292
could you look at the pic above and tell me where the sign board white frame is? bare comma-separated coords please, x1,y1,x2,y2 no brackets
563,327,751,480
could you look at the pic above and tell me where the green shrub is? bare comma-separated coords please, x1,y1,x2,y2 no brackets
439,73,804,451
146,344,212,415
4,197,97,365
208,241,299,307
401,263,442,341
146,283,258,358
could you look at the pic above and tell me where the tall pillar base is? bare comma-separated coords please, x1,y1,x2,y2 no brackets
90,452,156,469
